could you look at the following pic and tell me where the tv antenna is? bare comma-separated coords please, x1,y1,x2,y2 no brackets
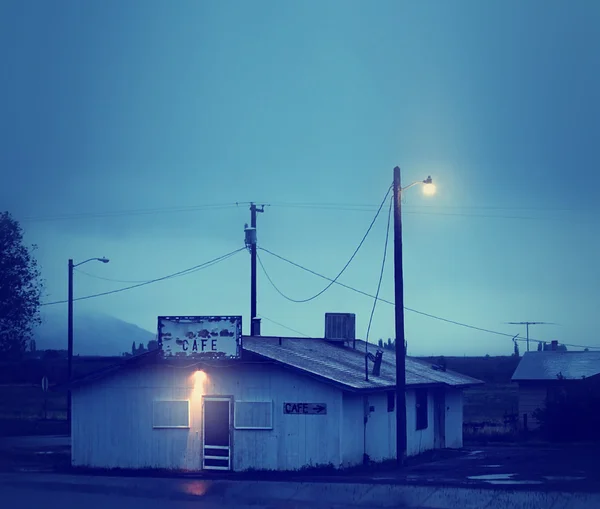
505,321,559,352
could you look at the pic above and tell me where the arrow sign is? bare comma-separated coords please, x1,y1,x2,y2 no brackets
283,403,327,415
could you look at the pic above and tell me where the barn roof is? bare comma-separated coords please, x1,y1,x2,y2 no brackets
65,336,482,392
511,351,600,381
243,336,482,390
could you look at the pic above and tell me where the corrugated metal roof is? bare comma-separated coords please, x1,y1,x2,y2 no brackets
512,351,600,381
243,336,482,390
65,336,482,391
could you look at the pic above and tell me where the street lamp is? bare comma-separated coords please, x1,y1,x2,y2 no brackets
393,167,434,466
67,257,109,427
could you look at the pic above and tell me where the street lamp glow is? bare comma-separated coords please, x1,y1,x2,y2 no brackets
422,183,436,196
422,176,435,196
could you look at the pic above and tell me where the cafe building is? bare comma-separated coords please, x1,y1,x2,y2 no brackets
68,315,481,471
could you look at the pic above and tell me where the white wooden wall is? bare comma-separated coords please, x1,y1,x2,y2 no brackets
404,389,433,456
364,391,395,462
72,364,342,471
340,393,364,467
72,364,467,471
340,387,462,464
444,389,463,449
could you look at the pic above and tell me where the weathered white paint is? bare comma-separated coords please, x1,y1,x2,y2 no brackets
340,387,464,465
72,362,470,471
72,363,342,471
444,389,463,449
405,389,435,456
518,383,547,429
340,392,364,467
364,392,395,462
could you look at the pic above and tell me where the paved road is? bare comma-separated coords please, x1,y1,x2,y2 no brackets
0,473,382,509
2,471,598,509
4,436,597,492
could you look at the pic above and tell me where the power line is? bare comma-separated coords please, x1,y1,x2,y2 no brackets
257,247,600,350
258,314,310,337
40,248,245,306
256,185,392,303
21,203,249,223
365,196,392,343
269,201,580,213
267,202,592,223
74,269,157,284
20,200,591,225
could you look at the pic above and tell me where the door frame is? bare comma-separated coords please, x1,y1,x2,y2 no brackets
202,396,233,471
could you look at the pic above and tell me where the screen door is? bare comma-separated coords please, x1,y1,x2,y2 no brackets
202,397,231,470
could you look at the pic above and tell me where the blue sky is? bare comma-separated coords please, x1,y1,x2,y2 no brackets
1,0,599,355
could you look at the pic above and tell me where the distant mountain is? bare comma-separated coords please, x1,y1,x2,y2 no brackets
34,309,155,356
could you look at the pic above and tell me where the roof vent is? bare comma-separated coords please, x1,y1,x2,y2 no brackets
325,313,355,342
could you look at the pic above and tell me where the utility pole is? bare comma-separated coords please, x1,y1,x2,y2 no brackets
67,259,74,429
506,322,555,352
393,166,407,465
249,203,264,336
66,256,109,431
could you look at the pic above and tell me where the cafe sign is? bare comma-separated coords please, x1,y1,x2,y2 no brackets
157,316,242,359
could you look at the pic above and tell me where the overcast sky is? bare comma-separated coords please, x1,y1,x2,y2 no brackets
1,0,599,356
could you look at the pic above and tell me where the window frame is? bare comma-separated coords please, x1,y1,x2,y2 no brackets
387,391,395,413
415,389,428,431
233,400,274,430
152,399,190,429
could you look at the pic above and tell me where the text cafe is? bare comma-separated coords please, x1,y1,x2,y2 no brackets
66,315,477,472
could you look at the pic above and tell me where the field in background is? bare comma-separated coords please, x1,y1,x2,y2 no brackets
0,357,117,436
419,355,521,441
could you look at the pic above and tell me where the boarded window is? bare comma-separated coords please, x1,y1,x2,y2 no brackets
234,401,273,430
153,400,190,428
415,389,428,430
387,391,395,412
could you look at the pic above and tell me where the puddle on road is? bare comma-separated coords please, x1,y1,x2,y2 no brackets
486,480,544,485
483,465,502,468
468,473,545,486
468,473,515,480
543,476,586,481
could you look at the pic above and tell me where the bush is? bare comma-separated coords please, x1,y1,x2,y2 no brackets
533,377,600,441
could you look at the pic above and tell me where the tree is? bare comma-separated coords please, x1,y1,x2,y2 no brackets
147,340,158,351
131,341,136,355
513,340,520,357
0,212,44,360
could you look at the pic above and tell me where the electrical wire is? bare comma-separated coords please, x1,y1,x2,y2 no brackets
256,185,392,303
365,196,392,344
258,247,600,350
20,199,590,225
74,269,160,284
269,202,579,212
258,314,310,337
40,248,245,306
21,202,250,223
